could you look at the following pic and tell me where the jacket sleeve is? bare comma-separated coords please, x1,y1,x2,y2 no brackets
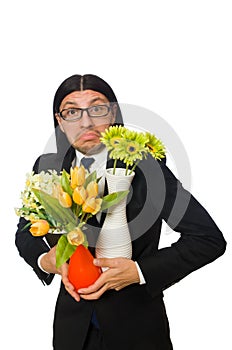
15,217,54,285
137,159,227,298
15,156,54,285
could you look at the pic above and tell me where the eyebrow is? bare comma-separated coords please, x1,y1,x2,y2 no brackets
61,97,106,109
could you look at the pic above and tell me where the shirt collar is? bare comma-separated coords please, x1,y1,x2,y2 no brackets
75,147,108,171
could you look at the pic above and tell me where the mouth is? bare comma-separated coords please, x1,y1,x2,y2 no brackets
79,131,100,141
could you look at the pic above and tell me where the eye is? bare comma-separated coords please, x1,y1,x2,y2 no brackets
92,105,103,112
89,105,108,116
63,108,81,119
67,108,78,116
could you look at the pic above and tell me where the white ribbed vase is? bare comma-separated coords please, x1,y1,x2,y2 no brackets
96,168,134,264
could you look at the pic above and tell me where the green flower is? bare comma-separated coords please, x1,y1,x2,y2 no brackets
100,126,166,175
113,140,146,166
123,128,148,145
145,132,166,160
100,125,126,150
109,129,148,173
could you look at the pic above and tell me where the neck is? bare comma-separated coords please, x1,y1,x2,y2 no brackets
76,143,105,156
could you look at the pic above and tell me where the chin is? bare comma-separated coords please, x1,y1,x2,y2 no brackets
73,142,105,155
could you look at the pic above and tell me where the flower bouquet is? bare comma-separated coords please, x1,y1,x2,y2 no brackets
95,126,166,262
16,167,128,289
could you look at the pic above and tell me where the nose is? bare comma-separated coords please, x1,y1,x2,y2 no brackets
79,110,94,128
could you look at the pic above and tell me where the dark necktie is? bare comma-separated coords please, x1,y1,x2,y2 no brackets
80,157,95,172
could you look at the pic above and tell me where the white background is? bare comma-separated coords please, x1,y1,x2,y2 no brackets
1,1,231,349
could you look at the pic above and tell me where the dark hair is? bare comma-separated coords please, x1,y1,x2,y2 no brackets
53,74,123,127
53,74,123,158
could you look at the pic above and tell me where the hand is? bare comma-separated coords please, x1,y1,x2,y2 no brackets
40,246,80,302
40,246,58,274
78,257,140,300
57,263,81,302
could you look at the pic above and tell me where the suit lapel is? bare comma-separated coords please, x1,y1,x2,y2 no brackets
61,146,76,172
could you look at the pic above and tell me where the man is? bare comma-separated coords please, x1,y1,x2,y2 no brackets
16,74,226,350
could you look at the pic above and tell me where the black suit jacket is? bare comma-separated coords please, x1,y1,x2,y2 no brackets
15,149,226,350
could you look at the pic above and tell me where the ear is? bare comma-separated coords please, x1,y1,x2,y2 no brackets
55,113,65,133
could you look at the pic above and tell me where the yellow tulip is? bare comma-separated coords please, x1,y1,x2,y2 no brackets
52,184,62,199
86,181,98,198
29,220,50,236
82,197,102,215
58,191,72,208
67,227,85,246
73,186,87,205
70,166,86,188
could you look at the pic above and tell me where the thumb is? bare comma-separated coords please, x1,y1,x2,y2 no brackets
58,262,69,276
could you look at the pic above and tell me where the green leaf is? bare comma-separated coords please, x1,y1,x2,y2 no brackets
56,235,76,268
64,221,77,233
101,190,129,211
84,170,97,187
32,189,77,227
36,209,48,220
22,222,32,230
61,170,73,196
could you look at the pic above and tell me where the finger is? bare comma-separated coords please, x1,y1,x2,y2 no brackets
115,283,127,291
66,287,81,302
80,284,109,300
62,277,81,302
59,263,81,302
93,257,122,268
77,273,108,294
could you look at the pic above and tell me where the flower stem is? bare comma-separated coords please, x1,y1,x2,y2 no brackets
113,159,117,175
129,160,139,175
80,212,85,223
125,163,129,176
85,213,91,222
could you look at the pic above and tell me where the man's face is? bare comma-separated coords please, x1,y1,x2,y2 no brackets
56,90,116,155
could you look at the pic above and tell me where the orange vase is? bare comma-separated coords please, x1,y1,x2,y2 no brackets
68,245,101,290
